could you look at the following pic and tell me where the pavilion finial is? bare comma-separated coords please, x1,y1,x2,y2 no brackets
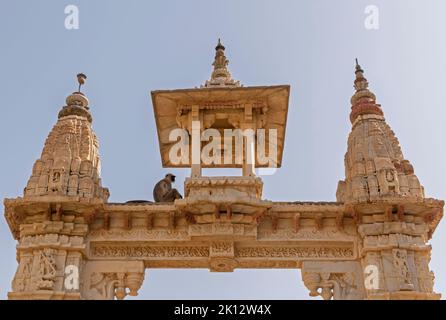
201,39,241,88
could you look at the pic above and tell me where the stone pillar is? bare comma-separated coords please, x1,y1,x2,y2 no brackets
357,206,441,300
191,105,202,178
7,203,88,300
6,81,112,299
335,61,444,299
241,103,255,177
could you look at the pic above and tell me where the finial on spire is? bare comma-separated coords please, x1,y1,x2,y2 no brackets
355,58,363,73
349,59,382,123
215,38,225,51
201,39,241,88
59,73,91,121
353,59,369,92
77,73,87,93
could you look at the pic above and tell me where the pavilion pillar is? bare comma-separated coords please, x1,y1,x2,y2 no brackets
191,104,202,178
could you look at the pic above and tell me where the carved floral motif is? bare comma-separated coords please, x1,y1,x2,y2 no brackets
236,246,354,259
92,245,210,258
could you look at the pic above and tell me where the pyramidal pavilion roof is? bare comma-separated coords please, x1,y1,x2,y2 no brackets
151,39,290,168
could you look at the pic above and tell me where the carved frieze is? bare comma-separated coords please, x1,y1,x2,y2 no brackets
235,245,355,259
19,233,85,249
91,245,210,258
257,227,356,241
88,229,190,241
210,241,234,257
189,223,257,238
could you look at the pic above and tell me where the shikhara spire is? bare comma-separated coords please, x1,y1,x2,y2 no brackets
23,74,109,201
202,39,241,88
336,60,424,204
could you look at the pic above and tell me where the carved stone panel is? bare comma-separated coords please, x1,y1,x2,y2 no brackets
301,261,366,300
81,261,145,300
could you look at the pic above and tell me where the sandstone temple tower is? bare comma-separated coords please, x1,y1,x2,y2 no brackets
4,42,443,300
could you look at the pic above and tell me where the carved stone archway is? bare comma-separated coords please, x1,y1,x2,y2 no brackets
4,43,443,300
5,196,442,300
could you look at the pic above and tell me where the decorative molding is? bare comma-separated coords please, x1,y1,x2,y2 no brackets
235,245,355,259
88,229,190,241
91,245,210,258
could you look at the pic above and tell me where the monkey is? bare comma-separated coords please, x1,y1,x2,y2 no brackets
153,173,182,202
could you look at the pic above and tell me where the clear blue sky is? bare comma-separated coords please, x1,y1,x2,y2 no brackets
1,0,446,299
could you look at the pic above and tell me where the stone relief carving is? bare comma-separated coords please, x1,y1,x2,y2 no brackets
392,249,414,291
414,253,435,293
236,246,354,259
92,245,210,258
85,272,118,300
36,248,58,290
302,272,363,300
301,261,365,300
91,244,355,260
81,261,145,300
257,227,356,240
84,271,144,300
19,233,85,248
209,241,236,272
12,255,33,292
188,223,257,238
210,241,234,256
88,229,190,241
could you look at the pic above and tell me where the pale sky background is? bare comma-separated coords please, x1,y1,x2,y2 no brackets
1,0,446,299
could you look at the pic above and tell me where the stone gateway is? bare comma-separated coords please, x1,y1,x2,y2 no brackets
4,40,443,300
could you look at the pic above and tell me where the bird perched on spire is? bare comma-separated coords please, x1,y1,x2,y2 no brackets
77,73,87,93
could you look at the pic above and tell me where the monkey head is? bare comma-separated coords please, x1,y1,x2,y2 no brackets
165,173,176,183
